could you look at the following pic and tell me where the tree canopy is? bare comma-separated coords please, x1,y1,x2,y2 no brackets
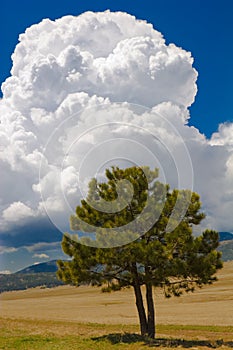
57,166,222,339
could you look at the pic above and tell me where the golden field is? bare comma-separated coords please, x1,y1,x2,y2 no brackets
1,261,233,325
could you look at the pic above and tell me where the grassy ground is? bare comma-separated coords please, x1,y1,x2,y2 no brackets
0,319,233,350
0,318,233,350
0,261,232,349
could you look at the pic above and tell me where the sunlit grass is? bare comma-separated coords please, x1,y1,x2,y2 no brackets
0,318,233,350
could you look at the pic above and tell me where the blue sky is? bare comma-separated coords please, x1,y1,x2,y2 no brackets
0,0,233,273
1,0,233,137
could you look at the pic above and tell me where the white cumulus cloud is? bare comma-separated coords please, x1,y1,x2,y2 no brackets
33,253,49,259
0,10,232,245
0,270,12,275
2,202,36,223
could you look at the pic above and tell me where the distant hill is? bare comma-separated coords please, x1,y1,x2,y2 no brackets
218,233,233,261
0,260,64,294
0,272,64,294
219,232,233,241
16,260,58,274
218,240,233,262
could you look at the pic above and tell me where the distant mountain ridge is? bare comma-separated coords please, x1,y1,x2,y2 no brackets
219,232,233,241
0,271,63,294
218,232,233,262
16,260,58,274
0,260,63,293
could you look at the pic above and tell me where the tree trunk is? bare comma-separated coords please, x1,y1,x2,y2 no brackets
133,283,148,336
146,282,155,339
131,263,148,336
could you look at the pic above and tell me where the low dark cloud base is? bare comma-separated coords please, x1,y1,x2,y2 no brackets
0,218,63,249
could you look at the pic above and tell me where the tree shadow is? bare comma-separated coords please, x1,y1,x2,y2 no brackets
92,333,233,348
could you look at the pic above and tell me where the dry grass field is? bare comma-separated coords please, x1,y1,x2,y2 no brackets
0,261,232,349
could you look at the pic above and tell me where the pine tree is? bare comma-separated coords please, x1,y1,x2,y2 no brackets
57,166,222,339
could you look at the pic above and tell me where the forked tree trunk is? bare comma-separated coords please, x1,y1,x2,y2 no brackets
146,282,155,339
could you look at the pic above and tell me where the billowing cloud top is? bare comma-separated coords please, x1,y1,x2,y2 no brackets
0,11,232,252
5,11,197,110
